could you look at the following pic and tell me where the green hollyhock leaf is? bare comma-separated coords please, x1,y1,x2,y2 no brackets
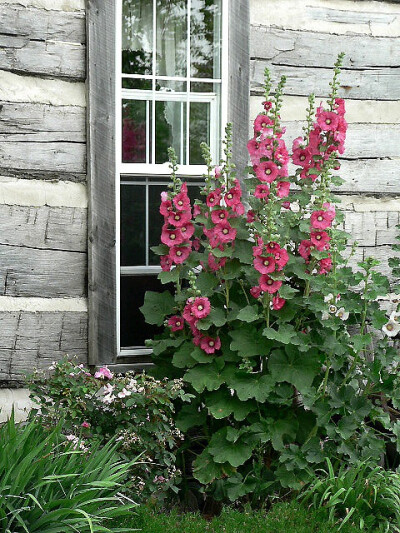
229,326,271,357
193,450,235,485
152,338,183,356
278,284,299,299
268,346,320,392
197,308,227,330
150,244,169,256
337,416,358,440
236,305,260,323
223,259,242,279
184,362,225,393
270,418,299,451
176,403,207,432
226,371,275,402
212,247,232,258
208,427,254,467
196,271,220,296
352,333,372,352
191,346,214,363
172,342,198,368
158,268,180,284
263,324,301,345
233,239,254,264
140,290,175,326
205,388,257,421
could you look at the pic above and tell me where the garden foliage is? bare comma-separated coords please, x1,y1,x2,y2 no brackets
141,54,400,502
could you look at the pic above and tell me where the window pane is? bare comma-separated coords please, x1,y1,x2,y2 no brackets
122,78,152,90
122,0,153,75
189,102,210,164
156,79,186,93
120,275,169,348
191,0,222,79
120,184,146,266
156,1,187,77
155,100,186,165
122,100,148,163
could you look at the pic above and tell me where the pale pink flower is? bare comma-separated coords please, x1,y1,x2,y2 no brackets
94,366,114,380
259,275,282,294
200,336,221,354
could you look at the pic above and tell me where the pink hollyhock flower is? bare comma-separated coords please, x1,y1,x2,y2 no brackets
167,210,192,227
81,421,90,428
274,141,290,166
259,274,282,294
260,137,274,157
254,114,274,135
250,286,262,299
310,231,330,251
191,297,211,319
200,336,221,354
173,183,191,211
206,189,222,207
247,210,256,223
161,226,185,247
214,166,221,179
192,237,201,251
193,204,201,217
179,222,195,240
169,244,191,264
168,315,184,331
292,147,312,167
299,239,312,260
211,209,229,224
161,191,168,202
225,181,242,206
274,248,289,270
160,199,173,217
317,111,340,132
214,220,237,244
310,209,335,230
263,100,272,111
272,295,286,310
255,161,279,183
231,201,245,216
183,299,196,325
254,255,276,274
247,138,262,164
276,181,290,198
95,366,114,380
254,184,270,199
292,136,304,151
319,255,333,274
335,98,345,115
265,241,279,254
208,252,226,272
282,201,291,210
160,255,172,272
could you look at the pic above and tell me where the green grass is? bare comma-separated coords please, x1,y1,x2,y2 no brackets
120,501,382,532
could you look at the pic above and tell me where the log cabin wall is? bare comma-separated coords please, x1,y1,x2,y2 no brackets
0,0,87,384
250,0,400,278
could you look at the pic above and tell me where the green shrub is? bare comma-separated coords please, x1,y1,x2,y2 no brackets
300,459,400,531
27,358,192,502
0,416,136,532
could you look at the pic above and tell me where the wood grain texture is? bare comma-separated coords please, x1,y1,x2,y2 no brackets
250,62,400,101
229,0,250,177
342,210,400,247
333,159,400,194
0,205,87,252
251,26,400,68
0,311,87,381
0,102,85,142
87,0,117,365
0,245,86,297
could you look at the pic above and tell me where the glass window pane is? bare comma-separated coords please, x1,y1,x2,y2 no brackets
156,1,187,77
122,0,153,75
120,275,169,348
189,102,210,164
122,100,148,163
120,184,146,266
156,79,186,93
191,0,222,79
155,100,186,165
122,78,152,90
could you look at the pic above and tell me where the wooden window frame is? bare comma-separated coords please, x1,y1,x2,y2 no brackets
87,0,249,367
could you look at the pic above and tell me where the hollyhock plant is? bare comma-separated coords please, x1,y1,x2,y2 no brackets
141,55,399,505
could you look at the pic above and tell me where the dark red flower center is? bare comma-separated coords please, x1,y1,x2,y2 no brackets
300,155,306,161
266,168,272,175
178,200,183,206
174,215,181,220
209,340,215,347
222,228,229,235
267,279,273,285
197,305,203,311
325,118,331,125
227,194,233,199
317,216,323,221
171,234,176,240
176,250,182,256
264,260,270,266
219,213,225,219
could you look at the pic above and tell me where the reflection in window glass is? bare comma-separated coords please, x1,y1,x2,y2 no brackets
122,100,148,163
120,184,146,266
156,1,187,78
155,101,186,164
190,102,210,164
122,0,153,75
191,0,221,78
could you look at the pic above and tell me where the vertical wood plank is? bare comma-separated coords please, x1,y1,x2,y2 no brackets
87,0,117,365
229,0,250,177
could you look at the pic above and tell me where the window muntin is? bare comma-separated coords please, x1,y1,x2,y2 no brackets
118,0,225,353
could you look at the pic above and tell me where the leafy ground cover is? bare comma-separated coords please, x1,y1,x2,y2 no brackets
117,502,382,532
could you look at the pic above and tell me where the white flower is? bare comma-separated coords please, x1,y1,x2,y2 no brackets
382,320,400,338
321,311,330,320
335,307,349,321
389,311,400,323
328,304,337,314
118,388,132,399
324,293,334,303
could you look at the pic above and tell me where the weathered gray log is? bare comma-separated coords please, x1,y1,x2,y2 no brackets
0,245,86,297
0,141,86,175
0,102,85,143
0,205,87,252
0,311,87,381
250,62,400,101
346,245,398,281
251,26,400,68
0,4,85,44
0,36,85,80
305,5,400,27
333,159,400,194
342,210,400,247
